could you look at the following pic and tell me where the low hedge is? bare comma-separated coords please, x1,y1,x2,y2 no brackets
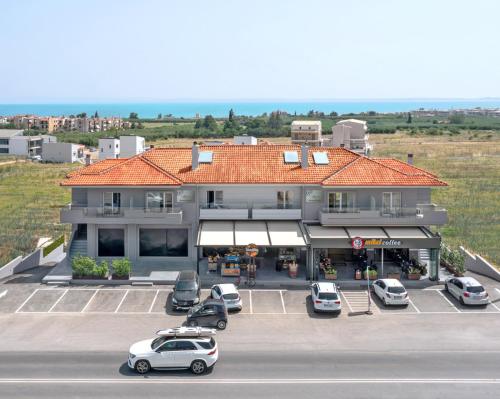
72,255,108,278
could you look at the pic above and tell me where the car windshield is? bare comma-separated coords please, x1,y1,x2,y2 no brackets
388,286,406,294
176,281,197,291
222,293,239,300
318,292,338,300
467,286,485,293
191,304,203,313
151,337,167,350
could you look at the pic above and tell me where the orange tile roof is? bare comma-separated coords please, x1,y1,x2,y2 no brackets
62,145,447,187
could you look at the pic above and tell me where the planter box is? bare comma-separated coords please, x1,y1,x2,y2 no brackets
387,273,400,280
324,273,337,280
72,274,109,280
112,274,129,280
363,272,377,280
440,260,464,277
407,273,421,280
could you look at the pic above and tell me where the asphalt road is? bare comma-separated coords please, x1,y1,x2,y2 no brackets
1,351,499,398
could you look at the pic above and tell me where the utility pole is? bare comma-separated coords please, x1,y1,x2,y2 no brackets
366,260,373,315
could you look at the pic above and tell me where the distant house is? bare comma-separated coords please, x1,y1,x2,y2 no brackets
0,129,56,157
120,135,146,158
233,135,257,145
42,142,84,163
98,138,120,159
330,119,371,155
290,121,323,146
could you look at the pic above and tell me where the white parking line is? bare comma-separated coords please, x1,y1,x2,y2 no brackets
48,289,68,313
114,290,130,313
80,290,99,313
489,301,500,312
496,288,500,294
436,290,460,312
339,290,353,313
15,289,39,313
408,298,421,313
248,290,253,314
148,290,160,313
0,290,7,299
279,290,287,314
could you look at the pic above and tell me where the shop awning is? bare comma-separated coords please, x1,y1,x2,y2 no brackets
198,221,234,247
197,221,307,247
235,221,270,246
267,221,308,247
306,225,440,249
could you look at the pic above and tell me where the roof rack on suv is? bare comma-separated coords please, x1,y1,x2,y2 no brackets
156,327,217,338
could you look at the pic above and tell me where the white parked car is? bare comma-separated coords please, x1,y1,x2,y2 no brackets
210,283,242,311
128,327,218,375
372,279,409,306
445,277,489,306
310,282,342,313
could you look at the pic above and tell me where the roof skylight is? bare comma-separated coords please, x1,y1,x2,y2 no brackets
284,151,299,163
198,151,213,163
313,152,329,165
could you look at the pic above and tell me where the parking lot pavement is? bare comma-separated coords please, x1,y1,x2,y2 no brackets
281,290,308,314
370,293,417,314
51,289,95,312
117,290,158,313
0,285,39,313
251,290,284,314
16,289,65,313
83,289,127,313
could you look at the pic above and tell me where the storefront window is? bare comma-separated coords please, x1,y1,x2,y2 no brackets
139,229,188,257
98,229,124,257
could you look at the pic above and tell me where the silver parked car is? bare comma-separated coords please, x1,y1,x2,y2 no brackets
445,277,489,306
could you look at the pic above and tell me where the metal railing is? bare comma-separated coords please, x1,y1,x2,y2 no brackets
62,204,183,217
321,204,446,218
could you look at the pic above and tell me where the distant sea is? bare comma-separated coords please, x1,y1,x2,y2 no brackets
1,100,500,118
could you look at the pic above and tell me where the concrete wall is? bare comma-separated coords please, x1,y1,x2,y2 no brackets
8,137,29,155
460,246,500,282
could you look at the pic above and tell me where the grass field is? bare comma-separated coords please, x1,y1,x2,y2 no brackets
0,161,76,266
0,130,498,268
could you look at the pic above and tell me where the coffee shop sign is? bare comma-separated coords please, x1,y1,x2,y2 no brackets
352,237,402,249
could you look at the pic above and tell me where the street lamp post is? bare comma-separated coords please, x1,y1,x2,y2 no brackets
366,261,373,315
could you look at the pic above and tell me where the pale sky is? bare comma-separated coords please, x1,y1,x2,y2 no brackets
1,0,499,102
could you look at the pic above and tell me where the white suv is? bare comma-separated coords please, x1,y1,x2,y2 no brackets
372,279,409,306
445,277,489,306
311,282,342,313
211,283,242,311
128,327,218,375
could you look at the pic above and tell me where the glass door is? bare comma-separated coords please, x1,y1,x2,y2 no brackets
277,191,293,209
382,192,401,215
103,192,121,215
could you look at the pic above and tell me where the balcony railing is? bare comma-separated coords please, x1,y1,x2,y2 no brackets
319,204,447,226
60,204,183,224
199,202,249,220
199,202,302,220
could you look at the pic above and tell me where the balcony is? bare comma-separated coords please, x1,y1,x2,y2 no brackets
252,203,302,220
199,203,249,220
60,204,183,224
199,202,302,220
319,204,448,226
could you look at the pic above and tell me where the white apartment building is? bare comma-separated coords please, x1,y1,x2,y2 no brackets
98,138,120,159
42,142,84,163
120,135,146,158
233,135,257,145
330,119,371,155
290,121,323,145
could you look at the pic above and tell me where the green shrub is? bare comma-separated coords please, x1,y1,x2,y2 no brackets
72,255,96,277
93,260,108,278
441,244,465,274
112,258,132,277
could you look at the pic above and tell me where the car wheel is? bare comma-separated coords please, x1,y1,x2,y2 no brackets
459,296,465,305
190,359,207,375
216,320,227,330
444,283,449,292
188,320,198,327
135,360,151,374
382,297,387,306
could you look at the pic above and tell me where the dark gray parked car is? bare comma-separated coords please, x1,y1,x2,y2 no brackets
171,271,201,310
187,299,228,330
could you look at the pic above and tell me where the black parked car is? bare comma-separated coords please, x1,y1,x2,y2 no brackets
171,271,201,310
187,299,228,330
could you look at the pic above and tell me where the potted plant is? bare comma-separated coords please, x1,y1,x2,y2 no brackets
407,266,421,280
112,258,132,280
288,262,298,278
324,266,337,280
72,255,109,280
363,267,377,280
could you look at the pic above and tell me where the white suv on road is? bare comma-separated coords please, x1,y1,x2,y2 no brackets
128,327,218,375
372,279,409,306
445,277,489,306
311,282,342,313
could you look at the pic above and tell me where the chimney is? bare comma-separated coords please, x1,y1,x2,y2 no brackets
340,143,345,148
149,145,154,149
192,142,199,170
85,154,91,166
407,153,414,165
301,144,308,169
